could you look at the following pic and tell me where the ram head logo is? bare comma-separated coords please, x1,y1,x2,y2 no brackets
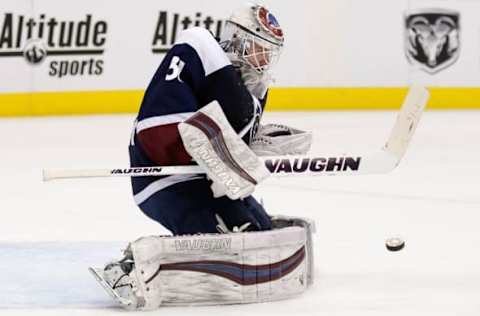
405,9,460,74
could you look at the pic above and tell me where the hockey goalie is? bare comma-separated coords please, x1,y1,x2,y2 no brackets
89,2,316,310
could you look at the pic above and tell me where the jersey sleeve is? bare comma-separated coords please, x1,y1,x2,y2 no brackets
135,27,260,166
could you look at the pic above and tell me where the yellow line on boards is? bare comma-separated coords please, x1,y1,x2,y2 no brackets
0,87,479,116
268,88,408,110
268,87,480,110
0,90,144,116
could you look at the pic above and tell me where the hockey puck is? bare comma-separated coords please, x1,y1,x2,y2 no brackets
385,237,405,252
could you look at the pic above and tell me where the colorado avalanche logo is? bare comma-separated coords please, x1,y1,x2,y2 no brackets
256,6,284,40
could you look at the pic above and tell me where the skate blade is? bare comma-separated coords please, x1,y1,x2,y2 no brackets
88,267,133,307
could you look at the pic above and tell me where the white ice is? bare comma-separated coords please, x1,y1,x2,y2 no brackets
1,110,479,315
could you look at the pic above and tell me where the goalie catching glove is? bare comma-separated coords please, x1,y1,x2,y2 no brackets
250,123,313,156
178,101,270,200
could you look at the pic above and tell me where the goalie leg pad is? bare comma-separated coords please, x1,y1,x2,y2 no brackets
122,217,315,310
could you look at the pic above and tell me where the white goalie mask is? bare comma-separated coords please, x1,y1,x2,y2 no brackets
220,4,284,74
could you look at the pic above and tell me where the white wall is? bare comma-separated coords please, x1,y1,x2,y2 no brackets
0,0,478,94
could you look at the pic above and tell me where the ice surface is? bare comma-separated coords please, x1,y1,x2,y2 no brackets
0,242,123,309
1,111,479,315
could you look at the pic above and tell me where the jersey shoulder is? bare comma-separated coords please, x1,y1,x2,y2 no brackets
176,27,231,76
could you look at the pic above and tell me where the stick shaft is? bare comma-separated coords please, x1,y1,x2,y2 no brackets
43,86,429,182
42,152,394,181
43,165,204,181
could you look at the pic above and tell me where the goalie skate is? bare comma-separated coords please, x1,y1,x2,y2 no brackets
88,267,136,308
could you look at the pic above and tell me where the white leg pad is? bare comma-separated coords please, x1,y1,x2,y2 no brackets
126,219,315,310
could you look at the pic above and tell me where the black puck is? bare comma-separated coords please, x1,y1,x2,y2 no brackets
385,237,405,252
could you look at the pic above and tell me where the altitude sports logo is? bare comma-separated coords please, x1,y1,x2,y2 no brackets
0,13,107,78
152,11,225,54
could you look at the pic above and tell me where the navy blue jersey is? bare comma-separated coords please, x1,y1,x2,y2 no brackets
129,27,266,206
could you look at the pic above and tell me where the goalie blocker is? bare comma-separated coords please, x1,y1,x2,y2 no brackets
90,216,315,310
178,100,270,200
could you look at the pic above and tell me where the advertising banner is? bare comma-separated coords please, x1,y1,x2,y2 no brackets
1,0,480,115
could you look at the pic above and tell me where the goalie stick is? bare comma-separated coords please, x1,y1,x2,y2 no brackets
42,86,429,182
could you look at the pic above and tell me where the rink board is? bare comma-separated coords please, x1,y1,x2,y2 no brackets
4,0,480,115
1,87,480,117
0,242,124,309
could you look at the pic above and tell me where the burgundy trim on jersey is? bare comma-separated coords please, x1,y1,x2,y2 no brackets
137,123,192,166
184,112,257,185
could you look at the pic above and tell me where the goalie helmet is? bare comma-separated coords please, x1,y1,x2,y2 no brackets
220,3,284,73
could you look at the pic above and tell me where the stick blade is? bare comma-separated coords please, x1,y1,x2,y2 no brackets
384,85,430,163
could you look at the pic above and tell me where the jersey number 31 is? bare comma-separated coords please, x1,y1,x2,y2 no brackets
166,56,185,82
